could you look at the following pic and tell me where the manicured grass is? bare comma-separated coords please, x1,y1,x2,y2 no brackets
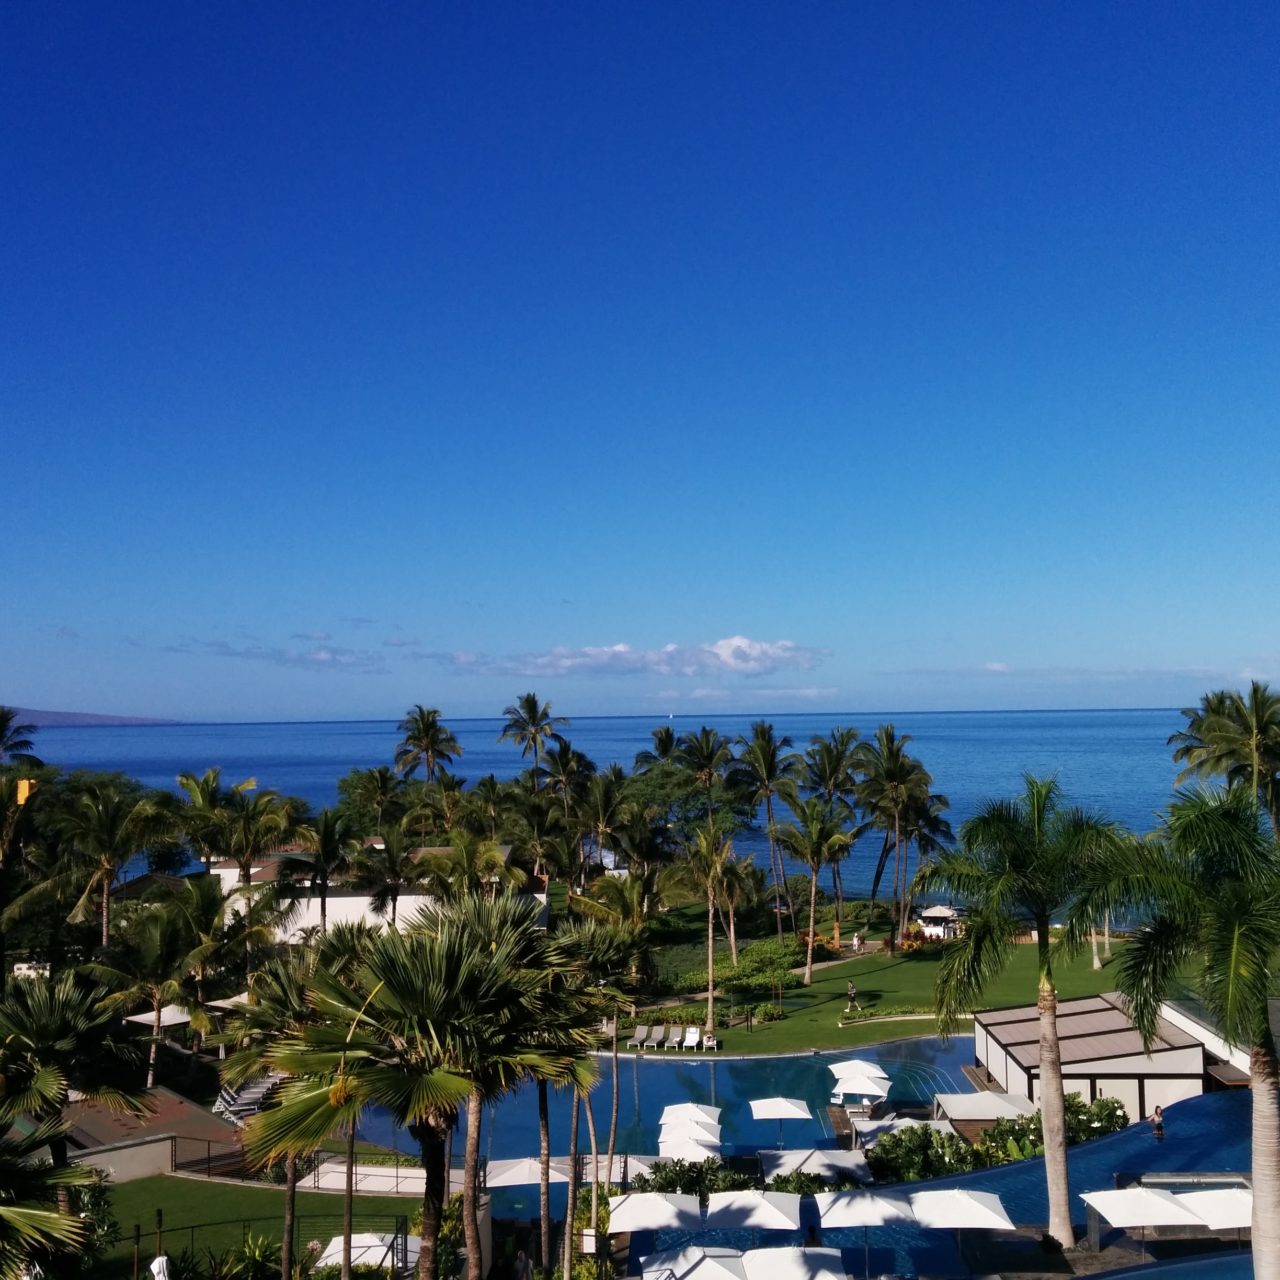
95,1176,413,1278
632,943,1126,1054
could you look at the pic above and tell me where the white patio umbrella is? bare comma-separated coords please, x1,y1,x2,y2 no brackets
486,1156,570,1187
207,991,251,1011
828,1059,891,1081
124,1005,191,1028
609,1192,702,1233
1080,1188,1205,1229
749,1096,813,1148
705,1191,802,1231
741,1247,844,1280
760,1149,870,1182
657,1136,720,1162
659,1118,722,1143
1174,1187,1252,1231
662,1103,722,1125
920,905,958,920
641,1246,746,1280
829,1073,890,1101
814,1191,915,1279
909,1189,1016,1230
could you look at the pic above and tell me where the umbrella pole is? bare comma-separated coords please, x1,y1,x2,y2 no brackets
864,1226,870,1280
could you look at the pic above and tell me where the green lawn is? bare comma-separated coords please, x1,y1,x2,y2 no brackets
95,1176,414,1279
633,943,1125,1054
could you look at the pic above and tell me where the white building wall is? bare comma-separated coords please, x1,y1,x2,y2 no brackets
1094,1077,1141,1118
1144,1077,1204,1111
1159,1002,1250,1073
1063,1047,1203,1077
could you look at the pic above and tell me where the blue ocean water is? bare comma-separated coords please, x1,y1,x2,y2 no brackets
33,709,1182,897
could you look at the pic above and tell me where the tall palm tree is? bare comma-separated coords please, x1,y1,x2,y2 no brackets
395,706,462,784
1169,683,1280,830
0,1121,94,1279
417,831,526,902
175,768,256,868
663,825,734,1031
499,693,569,788
466,774,506,841
1067,787,1280,1280
540,739,596,823
0,707,42,768
634,725,677,772
501,789,562,882
168,873,274,1007
217,788,301,887
775,790,852,983
675,727,735,826
580,766,630,888
914,774,1118,1250
738,722,802,939
350,826,425,928
804,727,862,924
279,809,360,933
340,765,404,836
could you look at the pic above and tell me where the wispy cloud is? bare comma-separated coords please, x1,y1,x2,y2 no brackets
383,637,422,648
166,638,388,675
291,630,332,642
428,635,829,680
342,616,377,629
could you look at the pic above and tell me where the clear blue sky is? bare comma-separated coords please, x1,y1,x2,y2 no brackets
4,2,1278,722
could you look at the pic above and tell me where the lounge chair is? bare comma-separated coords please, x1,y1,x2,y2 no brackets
625,1025,649,1050
642,1024,665,1050
663,1026,685,1050
701,1033,719,1052
680,1027,700,1051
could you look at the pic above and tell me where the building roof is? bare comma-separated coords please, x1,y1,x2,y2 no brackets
977,992,1200,1071
65,1085,240,1151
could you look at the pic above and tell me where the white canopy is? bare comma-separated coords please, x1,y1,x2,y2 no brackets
661,1103,722,1125
486,1157,570,1187
813,1191,915,1228
641,1246,747,1280
657,1136,721,1162
609,1192,702,1233
124,1004,191,1028
920,905,959,920
909,1189,1016,1230
741,1247,845,1280
830,1073,890,1099
1174,1187,1252,1231
933,1092,1035,1121
659,1118,723,1143
759,1149,870,1182
705,1191,802,1230
749,1097,813,1121
207,991,251,1011
577,1153,662,1183
1081,1188,1205,1229
314,1234,416,1270
828,1059,891,1081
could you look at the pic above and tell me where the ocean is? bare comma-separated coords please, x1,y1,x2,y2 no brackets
33,708,1183,899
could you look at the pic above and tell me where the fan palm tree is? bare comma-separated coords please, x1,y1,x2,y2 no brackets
675,727,735,826
0,1120,94,1280
775,790,852,983
914,774,1118,1250
0,707,41,768
395,706,462,784
663,825,734,1031
0,973,145,1190
738,722,802,939
1066,787,1280,1279
499,693,569,788
350,826,425,927
278,809,360,934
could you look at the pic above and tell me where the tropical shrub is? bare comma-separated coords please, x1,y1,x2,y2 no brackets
234,1233,281,1280
311,1267,390,1280
865,1123,980,1182
750,1002,784,1023
67,1169,121,1271
631,1157,756,1200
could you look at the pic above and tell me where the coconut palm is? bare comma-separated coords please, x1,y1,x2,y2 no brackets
0,707,41,768
738,722,803,939
501,788,562,882
775,790,852,983
419,831,526,902
350,826,425,928
540,739,596,823
804,727,862,923
663,825,734,1031
278,809,360,934
168,874,274,1007
216,788,301,887
579,766,630,887
395,706,462,784
914,774,1118,1250
1066,787,1280,1278
634,725,677,772
175,768,256,868
339,765,404,835
499,693,569,787
675,727,735,825
466,774,506,841
0,1121,94,1279
1169,683,1280,830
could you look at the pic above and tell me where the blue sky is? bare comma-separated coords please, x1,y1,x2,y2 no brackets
4,2,1278,722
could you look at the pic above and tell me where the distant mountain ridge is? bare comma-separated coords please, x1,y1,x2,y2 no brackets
11,706,179,727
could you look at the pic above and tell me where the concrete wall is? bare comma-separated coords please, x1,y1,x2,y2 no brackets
1159,1002,1250,1073
74,1134,175,1182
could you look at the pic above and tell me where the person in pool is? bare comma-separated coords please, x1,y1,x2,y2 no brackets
1148,1105,1164,1139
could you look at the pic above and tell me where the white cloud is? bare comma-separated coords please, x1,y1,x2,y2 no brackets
984,661,1010,673
165,638,388,675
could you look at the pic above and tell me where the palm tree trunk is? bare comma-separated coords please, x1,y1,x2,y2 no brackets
1250,1037,1280,1280
605,1019,620,1193
49,1131,71,1213
320,881,327,935
804,868,818,985
765,796,784,941
463,1089,484,1280
538,1080,552,1280
705,890,716,1032
1036,951,1074,1249
891,816,903,946
727,899,738,966
833,862,844,926
1103,910,1112,960
412,1116,450,1280
562,1090,581,1280
281,1154,297,1280
1090,926,1101,971
583,1091,601,1258
343,1122,356,1280
101,884,110,948
148,1002,162,1089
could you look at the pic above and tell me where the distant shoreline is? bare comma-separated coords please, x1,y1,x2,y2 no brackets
11,707,180,728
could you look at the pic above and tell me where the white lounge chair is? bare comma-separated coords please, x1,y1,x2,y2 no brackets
680,1027,700,1051
702,1033,719,1052
663,1026,685,1050
642,1024,666,1050
625,1025,649,1049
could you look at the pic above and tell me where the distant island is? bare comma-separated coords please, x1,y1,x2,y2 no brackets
11,706,179,727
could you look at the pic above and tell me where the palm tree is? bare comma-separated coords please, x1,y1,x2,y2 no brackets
775,791,852,983
0,1121,94,1279
279,809,360,933
738,722,802,939
175,768,256,868
580,766,630,888
499,693,569,787
914,774,1118,1250
502,789,562,882
51,782,167,945
395,706,462,784
675,727,735,825
418,831,526,902
1067,787,1280,1279
541,739,596,822
168,873,274,1007
0,973,144,1190
1169,683,1280,830
0,707,41,768
804,727,862,923
466,774,506,841
340,765,404,835
350,826,425,927
217,788,301,887
634,725,677,772
664,825,734,1031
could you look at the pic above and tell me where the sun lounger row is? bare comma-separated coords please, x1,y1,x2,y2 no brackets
623,1024,718,1052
